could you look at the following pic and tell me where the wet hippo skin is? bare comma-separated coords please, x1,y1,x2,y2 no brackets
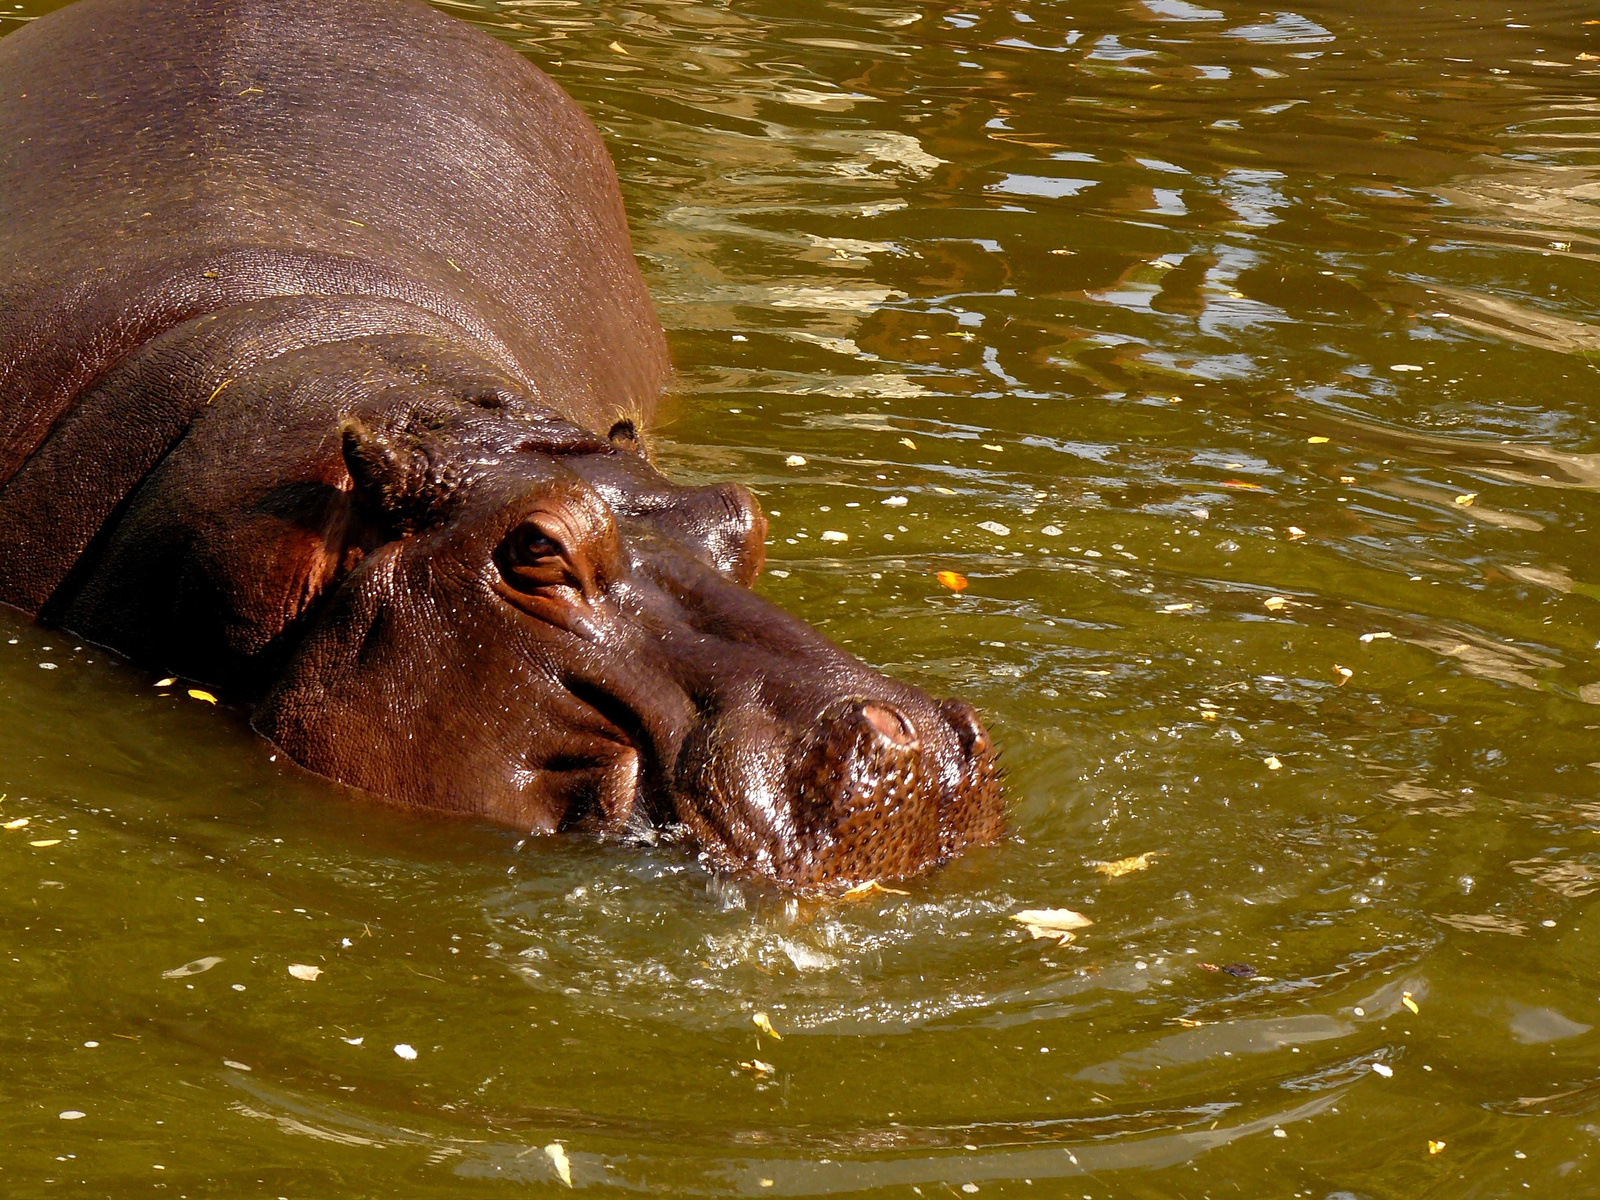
0,0,1004,888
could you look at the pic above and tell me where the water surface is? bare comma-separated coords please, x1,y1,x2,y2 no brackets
3,0,1600,1195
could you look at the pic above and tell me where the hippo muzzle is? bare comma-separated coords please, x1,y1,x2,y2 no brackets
677,694,1003,888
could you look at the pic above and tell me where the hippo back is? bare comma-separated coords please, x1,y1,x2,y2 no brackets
0,0,669,491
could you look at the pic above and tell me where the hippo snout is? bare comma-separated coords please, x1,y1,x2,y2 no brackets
677,690,1005,889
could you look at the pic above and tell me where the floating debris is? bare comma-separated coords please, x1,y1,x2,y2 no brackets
1222,480,1264,490
840,879,910,900
936,570,968,592
188,689,217,705
784,454,807,467
1359,631,1393,643
1454,493,1477,507
739,1059,776,1077
30,839,61,848
1403,992,1420,1015
59,1110,85,1121
3,817,29,830
1307,436,1330,444
882,495,908,507
1287,526,1306,539
977,521,1011,537
287,964,322,982
1011,908,1093,944
1428,1139,1446,1154
155,677,177,687
1263,596,1289,612
394,1043,418,1060
752,1012,783,1039
1334,665,1353,684
1264,756,1283,770
1372,1062,1394,1078
1091,852,1161,878
162,956,223,979
1162,602,1194,613
899,437,917,449
223,1060,252,1072
820,530,848,542
1220,963,1257,978
545,1142,573,1187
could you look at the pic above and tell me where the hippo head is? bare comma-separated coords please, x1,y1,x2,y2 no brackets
251,367,1004,888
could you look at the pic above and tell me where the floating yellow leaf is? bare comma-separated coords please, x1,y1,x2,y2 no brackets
784,454,807,467
1263,596,1289,612
936,570,968,592
1223,480,1264,490
1402,991,1419,1015
30,839,61,848
155,677,177,688
1264,756,1283,770
841,880,910,900
1339,475,1356,484
544,1142,573,1187
1428,1140,1446,1155
188,689,217,704
739,1059,776,1076
899,437,917,450
287,963,322,982
1334,665,1353,684
1307,436,1330,444
752,1012,782,1039
4,817,29,830
607,40,628,54
1454,493,1477,507
1162,602,1193,613
1091,852,1161,878
1011,908,1093,944
1287,526,1306,540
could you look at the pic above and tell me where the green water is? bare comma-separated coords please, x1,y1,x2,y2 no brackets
4,1,1600,1195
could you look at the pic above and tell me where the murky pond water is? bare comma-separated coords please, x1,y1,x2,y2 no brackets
5,0,1600,1195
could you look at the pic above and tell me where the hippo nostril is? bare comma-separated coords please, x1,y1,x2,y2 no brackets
861,701,917,749
939,699,991,759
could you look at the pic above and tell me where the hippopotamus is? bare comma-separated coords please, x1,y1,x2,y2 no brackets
0,0,1003,887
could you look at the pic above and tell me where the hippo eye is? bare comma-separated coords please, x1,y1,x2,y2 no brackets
495,519,578,593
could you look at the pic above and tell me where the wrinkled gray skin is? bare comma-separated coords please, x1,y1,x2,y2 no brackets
0,0,1003,887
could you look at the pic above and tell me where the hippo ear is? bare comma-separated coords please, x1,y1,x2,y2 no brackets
340,419,454,532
